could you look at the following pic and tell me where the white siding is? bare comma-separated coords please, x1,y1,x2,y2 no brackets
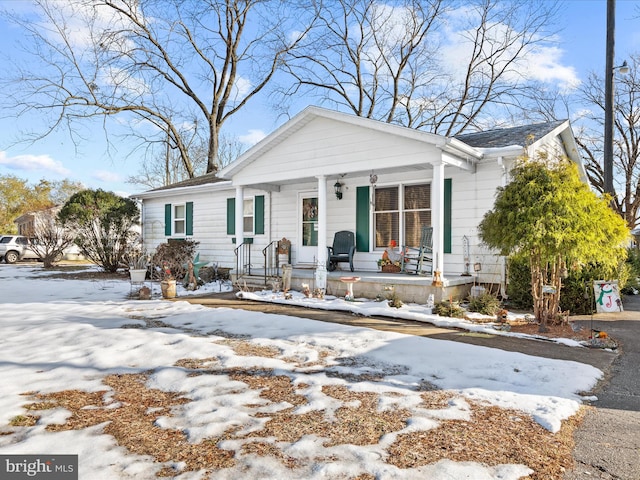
141,186,267,269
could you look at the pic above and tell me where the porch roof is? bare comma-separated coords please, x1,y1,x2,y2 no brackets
218,106,483,187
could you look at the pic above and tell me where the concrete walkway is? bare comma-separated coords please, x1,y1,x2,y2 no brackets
185,291,639,479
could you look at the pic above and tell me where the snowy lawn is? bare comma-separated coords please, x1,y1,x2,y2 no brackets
0,264,601,479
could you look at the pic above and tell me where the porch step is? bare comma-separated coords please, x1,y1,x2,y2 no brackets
234,274,281,292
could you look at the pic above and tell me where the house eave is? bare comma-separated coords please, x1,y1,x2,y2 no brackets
475,145,525,159
131,180,233,200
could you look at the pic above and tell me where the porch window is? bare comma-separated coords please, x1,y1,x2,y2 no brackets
404,184,431,247
374,183,430,248
173,204,186,235
374,187,399,248
243,198,254,234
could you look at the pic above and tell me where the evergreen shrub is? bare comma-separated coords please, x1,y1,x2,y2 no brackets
434,300,465,318
467,292,502,316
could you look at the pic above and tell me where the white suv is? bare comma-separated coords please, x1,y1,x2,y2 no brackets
0,235,41,263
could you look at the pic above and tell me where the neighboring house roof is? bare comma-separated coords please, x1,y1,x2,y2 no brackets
14,205,60,224
454,120,567,148
131,172,232,200
148,172,226,192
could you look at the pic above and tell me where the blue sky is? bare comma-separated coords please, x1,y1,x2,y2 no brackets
1,0,639,197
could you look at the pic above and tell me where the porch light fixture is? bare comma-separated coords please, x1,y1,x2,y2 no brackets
334,180,343,200
473,262,482,273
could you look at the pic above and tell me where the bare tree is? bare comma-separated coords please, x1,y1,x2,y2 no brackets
2,0,314,176
26,208,76,269
127,132,246,189
576,54,640,229
278,0,562,135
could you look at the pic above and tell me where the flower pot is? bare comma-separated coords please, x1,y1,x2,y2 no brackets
130,269,147,283
161,279,177,299
381,264,401,273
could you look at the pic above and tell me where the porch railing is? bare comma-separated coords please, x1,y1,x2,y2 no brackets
263,241,280,283
234,242,252,281
234,241,283,288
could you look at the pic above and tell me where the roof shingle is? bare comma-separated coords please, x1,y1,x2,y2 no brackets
454,120,566,148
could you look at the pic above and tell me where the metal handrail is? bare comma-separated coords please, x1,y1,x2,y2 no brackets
234,242,252,280
262,240,280,284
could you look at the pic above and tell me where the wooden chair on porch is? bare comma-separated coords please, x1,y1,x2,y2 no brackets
401,226,433,275
327,231,356,272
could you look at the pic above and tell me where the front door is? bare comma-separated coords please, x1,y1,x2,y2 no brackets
298,195,318,264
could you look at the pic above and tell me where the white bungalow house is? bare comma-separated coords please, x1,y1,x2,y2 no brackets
132,106,584,303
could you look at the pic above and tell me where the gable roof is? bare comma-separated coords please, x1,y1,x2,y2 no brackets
136,110,583,196
219,106,481,180
454,120,567,148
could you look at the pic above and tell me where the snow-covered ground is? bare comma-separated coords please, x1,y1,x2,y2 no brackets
0,264,602,479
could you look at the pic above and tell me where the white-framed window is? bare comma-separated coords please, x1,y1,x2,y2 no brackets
243,198,254,234
374,183,431,248
173,204,186,235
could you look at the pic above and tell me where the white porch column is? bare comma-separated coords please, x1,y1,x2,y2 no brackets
315,175,327,289
432,160,445,275
235,185,244,244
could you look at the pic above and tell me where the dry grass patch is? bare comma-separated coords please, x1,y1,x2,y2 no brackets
174,356,219,370
420,390,458,409
24,373,235,475
12,360,584,478
240,441,300,469
240,382,410,448
282,348,334,368
216,338,281,358
319,385,411,447
388,396,585,480
229,372,308,406
9,414,39,427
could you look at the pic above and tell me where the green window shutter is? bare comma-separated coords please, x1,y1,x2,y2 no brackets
226,198,235,235
355,186,370,252
164,204,172,236
186,201,193,236
254,195,265,235
444,178,452,254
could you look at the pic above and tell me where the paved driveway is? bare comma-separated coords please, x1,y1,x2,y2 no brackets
564,295,640,480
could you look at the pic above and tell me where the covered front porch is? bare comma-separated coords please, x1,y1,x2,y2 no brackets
221,107,484,283
234,265,476,304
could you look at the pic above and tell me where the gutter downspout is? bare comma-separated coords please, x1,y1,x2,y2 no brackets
498,156,508,299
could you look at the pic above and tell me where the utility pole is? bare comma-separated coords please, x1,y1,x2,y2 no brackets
604,0,616,196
